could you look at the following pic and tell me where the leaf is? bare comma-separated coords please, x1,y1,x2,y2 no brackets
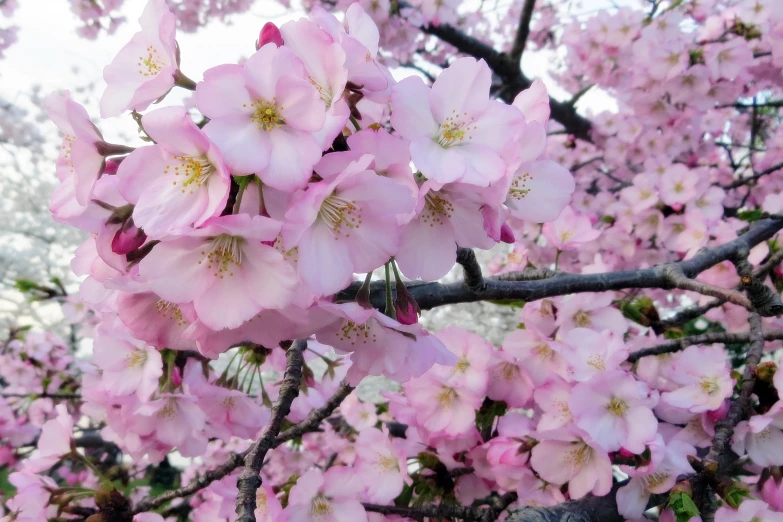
667,491,700,522
487,300,526,309
737,209,766,222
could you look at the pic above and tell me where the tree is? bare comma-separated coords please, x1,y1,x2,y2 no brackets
2,1,783,522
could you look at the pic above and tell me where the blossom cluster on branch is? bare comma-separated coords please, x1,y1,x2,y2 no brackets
3,0,783,521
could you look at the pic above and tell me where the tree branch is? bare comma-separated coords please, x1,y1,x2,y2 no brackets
508,0,537,63
340,218,783,312
420,23,594,141
722,161,783,190
236,340,307,522
627,328,783,363
134,379,354,514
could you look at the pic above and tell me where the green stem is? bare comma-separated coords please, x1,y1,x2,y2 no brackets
349,116,361,131
384,262,395,319
233,182,248,214
70,451,112,488
554,249,562,270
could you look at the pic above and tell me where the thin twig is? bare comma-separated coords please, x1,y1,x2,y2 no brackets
508,0,537,63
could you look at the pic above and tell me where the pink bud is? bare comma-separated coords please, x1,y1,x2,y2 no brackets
103,159,121,175
500,223,515,244
111,224,147,255
396,300,419,325
706,400,730,424
170,367,183,388
761,475,783,511
616,448,635,459
257,22,283,50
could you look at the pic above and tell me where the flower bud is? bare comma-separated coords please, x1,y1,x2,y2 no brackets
103,159,121,175
500,223,515,244
112,224,147,255
170,366,183,388
395,277,420,325
705,399,730,424
257,22,283,50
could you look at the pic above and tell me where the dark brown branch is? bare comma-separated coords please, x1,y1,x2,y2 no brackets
341,217,783,313
236,340,307,522
627,329,783,363
509,0,537,63
703,312,765,470
457,247,485,292
134,380,354,514
722,161,783,190
420,23,593,141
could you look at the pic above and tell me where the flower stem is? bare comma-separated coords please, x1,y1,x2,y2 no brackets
384,262,396,319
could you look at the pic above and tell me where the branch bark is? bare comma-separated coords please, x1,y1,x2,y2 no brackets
236,340,307,522
509,0,537,63
627,328,783,363
340,218,783,313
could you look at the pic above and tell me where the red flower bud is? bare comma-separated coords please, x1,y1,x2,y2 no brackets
396,300,419,325
257,22,283,50
112,224,147,255
500,223,515,244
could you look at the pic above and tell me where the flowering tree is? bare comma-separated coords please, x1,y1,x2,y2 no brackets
3,0,783,522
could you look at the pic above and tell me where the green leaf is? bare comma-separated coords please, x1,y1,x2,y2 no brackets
487,300,526,309
668,491,700,522
475,399,507,440
737,209,766,222
394,483,413,507
722,484,755,509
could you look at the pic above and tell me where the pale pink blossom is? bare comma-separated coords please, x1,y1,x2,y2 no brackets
285,467,368,522
530,428,613,499
505,160,574,223
283,155,414,295
569,370,659,453
139,214,297,330
92,331,163,401
354,428,409,503
404,371,483,438
714,499,783,522
502,328,568,386
100,0,179,117
24,405,74,473
542,206,601,251
661,345,734,413
560,328,629,382
555,293,627,334
391,57,524,186
116,106,231,237
731,402,783,466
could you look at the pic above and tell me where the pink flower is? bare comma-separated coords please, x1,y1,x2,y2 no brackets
512,79,550,124
282,155,414,295
391,57,524,186
197,43,326,191
560,328,629,382
315,301,455,385
24,404,74,473
430,326,491,396
555,293,627,334
134,393,208,456
354,428,409,503
340,393,378,431
486,350,534,408
502,329,568,386
404,371,482,438
100,0,179,117
139,214,297,330
731,402,783,467
395,181,496,281
569,370,659,453
530,428,613,499
285,467,368,522
45,90,106,206
661,345,734,413
505,160,574,223
542,206,601,251
705,38,754,80
616,439,695,519
658,164,698,208
255,483,284,522
534,378,575,431
116,106,231,238
279,17,350,148
92,331,163,401
117,292,197,351
714,500,783,522
6,471,58,521
760,475,783,512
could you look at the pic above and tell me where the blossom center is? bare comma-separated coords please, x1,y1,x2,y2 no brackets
166,154,215,194
567,442,591,467
202,234,244,277
437,386,457,407
138,45,165,77
455,356,470,373
499,362,519,381
222,397,237,410
586,354,606,371
377,454,400,471
309,494,333,519
126,350,148,369
155,300,187,326
156,401,178,419
421,192,454,227
536,343,554,360
699,377,720,394
250,99,285,131
434,110,476,147
573,310,592,327
606,396,628,416
334,321,377,345
509,172,532,200
643,471,670,490
318,195,362,238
